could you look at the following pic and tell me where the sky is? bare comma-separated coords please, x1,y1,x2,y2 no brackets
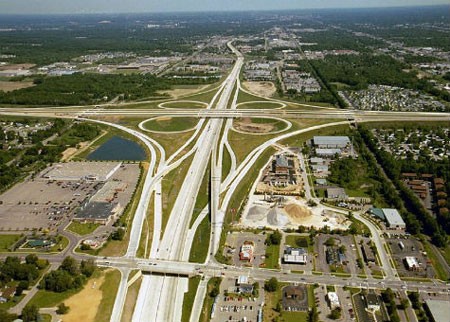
0,0,448,14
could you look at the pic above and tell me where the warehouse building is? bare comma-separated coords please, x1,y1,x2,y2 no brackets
313,136,350,148
371,208,406,230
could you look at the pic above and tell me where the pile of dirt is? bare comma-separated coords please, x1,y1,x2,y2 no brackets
243,81,276,97
234,118,274,133
284,203,312,219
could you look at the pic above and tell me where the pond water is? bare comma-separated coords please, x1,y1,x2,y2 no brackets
87,135,146,161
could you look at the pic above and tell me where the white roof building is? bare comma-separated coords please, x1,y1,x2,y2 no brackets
327,292,340,309
283,247,308,264
313,136,350,148
382,208,406,230
315,148,342,157
237,276,249,285
405,256,421,271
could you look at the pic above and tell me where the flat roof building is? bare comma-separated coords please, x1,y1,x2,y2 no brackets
313,136,350,148
239,241,254,262
327,292,340,309
404,256,422,271
315,148,342,157
365,292,381,311
74,201,120,225
43,162,122,182
425,299,450,322
283,247,308,264
371,208,406,230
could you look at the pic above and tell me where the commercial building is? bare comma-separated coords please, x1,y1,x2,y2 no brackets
74,201,121,225
425,299,450,322
283,247,308,264
315,148,342,157
371,208,406,230
327,292,340,309
313,136,350,148
236,276,254,294
404,256,422,271
365,292,381,311
239,241,255,262
43,162,122,181
361,243,376,264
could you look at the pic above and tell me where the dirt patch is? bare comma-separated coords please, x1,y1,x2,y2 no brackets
62,273,106,322
0,81,34,92
285,203,312,219
0,63,35,71
156,116,172,122
158,85,209,98
61,142,89,161
243,81,276,97
234,118,274,133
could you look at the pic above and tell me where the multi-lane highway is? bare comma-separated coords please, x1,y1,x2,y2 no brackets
1,39,450,322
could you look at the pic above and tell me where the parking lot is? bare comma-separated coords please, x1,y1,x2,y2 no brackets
0,163,140,232
0,178,98,231
211,277,264,322
224,232,267,268
387,236,435,278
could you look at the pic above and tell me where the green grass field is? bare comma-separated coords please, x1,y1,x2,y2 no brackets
265,244,281,269
93,269,121,322
423,240,449,281
222,146,232,182
162,101,207,109
237,101,282,109
0,234,21,252
199,277,222,322
181,277,201,322
236,90,268,103
161,154,194,233
66,222,100,236
143,117,198,132
189,216,211,263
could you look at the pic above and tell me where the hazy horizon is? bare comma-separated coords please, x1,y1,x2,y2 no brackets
0,0,448,15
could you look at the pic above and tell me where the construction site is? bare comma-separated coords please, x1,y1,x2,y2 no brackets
240,195,351,230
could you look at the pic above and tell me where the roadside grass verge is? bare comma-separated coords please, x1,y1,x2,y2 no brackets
142,117,198,132
149,130,196,159
237,90,268,103
190,164,210,227
161,154,194,234
181,277,201,322
189,216,211,263
94,269,121,322
199,277,222,322
222,145,232,182
66,222,100,236
422,240,449,281
137,194,154,258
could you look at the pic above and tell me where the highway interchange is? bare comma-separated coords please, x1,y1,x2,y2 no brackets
1,41,450,322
